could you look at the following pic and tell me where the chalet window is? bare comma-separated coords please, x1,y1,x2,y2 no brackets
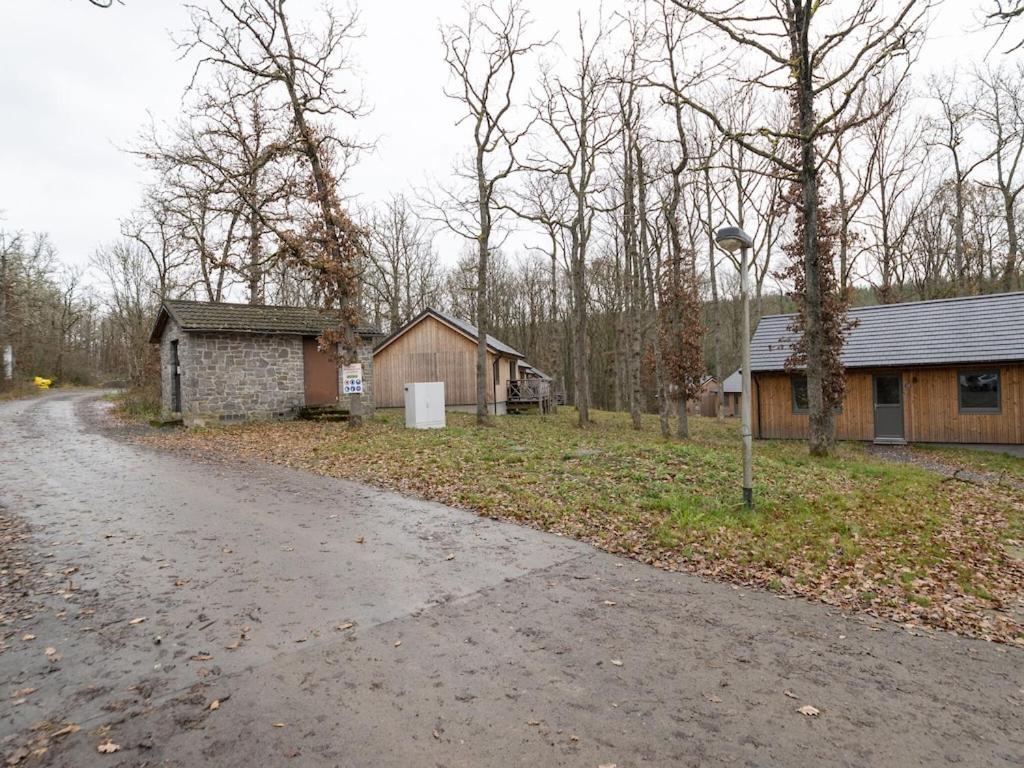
791,375,842,414
791,377,809,414
958,370,1001,413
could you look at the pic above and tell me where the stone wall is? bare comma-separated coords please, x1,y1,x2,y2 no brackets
181,333,305,426
158,317,184,418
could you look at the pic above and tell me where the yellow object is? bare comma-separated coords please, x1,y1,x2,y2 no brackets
33,376,52,389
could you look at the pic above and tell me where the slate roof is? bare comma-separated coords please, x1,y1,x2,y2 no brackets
750,291,1024,372
374,307,525,358
722,370,743,393
150,300,383,343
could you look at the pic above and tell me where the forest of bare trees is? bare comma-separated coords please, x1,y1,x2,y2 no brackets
5,0,1024,453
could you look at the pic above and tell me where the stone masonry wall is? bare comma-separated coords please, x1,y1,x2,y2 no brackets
158,317,184,418
182,333,305,426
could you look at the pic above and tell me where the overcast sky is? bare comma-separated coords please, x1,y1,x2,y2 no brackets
0,1,1008,277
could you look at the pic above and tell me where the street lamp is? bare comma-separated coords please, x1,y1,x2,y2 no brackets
715,226,755,509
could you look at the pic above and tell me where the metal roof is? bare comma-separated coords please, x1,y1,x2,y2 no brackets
750,291,1024,372
150,300,383,343
722,370,743,393
374,307,525,358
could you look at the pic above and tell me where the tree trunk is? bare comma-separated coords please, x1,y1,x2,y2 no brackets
795,6,834,457
704,166,724,423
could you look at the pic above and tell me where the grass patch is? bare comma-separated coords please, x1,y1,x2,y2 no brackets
109,383,162,422
914,444,1024,482
151,408,1024,644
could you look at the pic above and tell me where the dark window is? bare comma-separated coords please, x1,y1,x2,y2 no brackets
875,376,901,406
958,370,1001,413
510,359,517,380
791,377,809,413
792,375,843,414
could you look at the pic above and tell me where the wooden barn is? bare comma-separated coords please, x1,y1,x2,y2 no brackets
373,307,542,414
687,376,721,417
722,370,742,417
750,292,1024,445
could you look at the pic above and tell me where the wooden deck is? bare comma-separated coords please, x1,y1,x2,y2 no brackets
507,379,555,414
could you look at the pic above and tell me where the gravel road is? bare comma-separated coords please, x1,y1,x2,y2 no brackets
0,390,1021,767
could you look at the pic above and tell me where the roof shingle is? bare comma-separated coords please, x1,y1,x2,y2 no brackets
750,291,1024,371
151,300,383,342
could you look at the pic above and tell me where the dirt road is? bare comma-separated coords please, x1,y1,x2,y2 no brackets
1,391,1021,766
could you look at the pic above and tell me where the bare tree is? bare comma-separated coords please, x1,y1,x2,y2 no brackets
364,195,440,332
529,12,616,427
976,63,1024,291
182,0,371,423
669,0,932,456
433,0,545,425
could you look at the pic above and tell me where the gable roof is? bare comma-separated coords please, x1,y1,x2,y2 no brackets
374,307,525,358
149,299,383,343
723,370,743,393
517,361,552,379
750,291,1024,372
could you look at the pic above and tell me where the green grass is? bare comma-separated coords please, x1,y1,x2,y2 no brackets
160,407,1024,642
109,384,162,422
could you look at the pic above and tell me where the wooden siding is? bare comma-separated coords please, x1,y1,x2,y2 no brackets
373,315,516,409
753,365,1024,444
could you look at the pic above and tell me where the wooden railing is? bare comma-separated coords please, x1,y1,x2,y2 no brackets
507,378,550,403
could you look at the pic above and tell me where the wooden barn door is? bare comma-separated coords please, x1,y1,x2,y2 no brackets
303,337,339,406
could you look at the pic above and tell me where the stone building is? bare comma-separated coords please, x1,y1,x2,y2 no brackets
149,300,383,426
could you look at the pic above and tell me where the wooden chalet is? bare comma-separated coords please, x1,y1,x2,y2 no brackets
750,292,1024,445
373,308,552,414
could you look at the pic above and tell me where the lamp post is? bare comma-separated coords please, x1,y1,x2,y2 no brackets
715,226,755,509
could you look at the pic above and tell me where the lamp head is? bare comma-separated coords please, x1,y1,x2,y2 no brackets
715,226,754,253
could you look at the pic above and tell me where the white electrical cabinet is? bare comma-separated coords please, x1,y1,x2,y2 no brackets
404,382,446,429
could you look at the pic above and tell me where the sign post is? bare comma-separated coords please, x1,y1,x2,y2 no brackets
342,363,363,395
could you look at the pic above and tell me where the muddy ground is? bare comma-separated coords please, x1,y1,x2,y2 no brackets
0,390,1022,767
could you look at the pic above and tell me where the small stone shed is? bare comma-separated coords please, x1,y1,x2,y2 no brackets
149,300,383,426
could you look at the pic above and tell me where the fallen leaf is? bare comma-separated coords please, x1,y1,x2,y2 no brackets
174,580,188,587
97,741,120,754
53,724,80,739
603,601,616,606
394,640,402,647
272,723,286,728
527,719,540,726
128,617,146,625
225,639,240,650
610,659,623,667
6,746,29,766
445,554,455,561
209,700,220,711
21,634,35,641
222,548,233,554
355,537,365,544
190,653,213,662
432,729,440,740
599,763,618,768
11,688,37,698
570,735,580,742
797,705,821,717
783,690,798,699
335,622,354,631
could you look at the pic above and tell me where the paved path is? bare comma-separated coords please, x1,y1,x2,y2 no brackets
0,391,1021,767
